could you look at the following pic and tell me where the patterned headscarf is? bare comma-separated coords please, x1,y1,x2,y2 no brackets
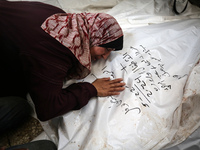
41,12,123,79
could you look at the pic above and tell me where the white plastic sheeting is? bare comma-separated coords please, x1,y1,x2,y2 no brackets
19,0,200,149
49,18,199,150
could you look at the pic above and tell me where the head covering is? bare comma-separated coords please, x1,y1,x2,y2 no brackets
41,12,123,79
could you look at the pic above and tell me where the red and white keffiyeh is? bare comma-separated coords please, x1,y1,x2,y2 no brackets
41,12,123,79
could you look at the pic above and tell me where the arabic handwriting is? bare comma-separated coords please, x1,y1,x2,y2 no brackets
89,45,186,115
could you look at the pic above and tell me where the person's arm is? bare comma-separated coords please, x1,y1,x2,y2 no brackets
30,75,125,121
29,74,97,121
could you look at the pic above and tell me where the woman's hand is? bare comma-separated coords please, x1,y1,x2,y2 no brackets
92,78,125,97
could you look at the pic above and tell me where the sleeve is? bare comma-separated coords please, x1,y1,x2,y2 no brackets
29,73,97,121
22,49,97,121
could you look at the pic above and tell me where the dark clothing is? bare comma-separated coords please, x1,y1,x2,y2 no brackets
0,35,27,98
0,97,32,134
5,140,57,150
0,1,97,121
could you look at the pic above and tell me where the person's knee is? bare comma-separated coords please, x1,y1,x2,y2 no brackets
0,96,32,133
0,96,32,114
